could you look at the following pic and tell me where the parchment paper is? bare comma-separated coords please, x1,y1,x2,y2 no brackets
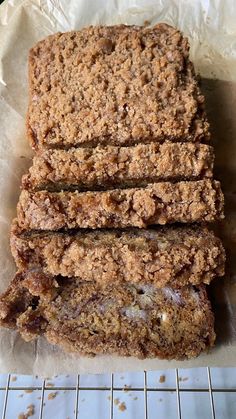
0,0,236,375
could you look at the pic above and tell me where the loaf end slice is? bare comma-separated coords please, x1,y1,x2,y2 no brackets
0,271,216,359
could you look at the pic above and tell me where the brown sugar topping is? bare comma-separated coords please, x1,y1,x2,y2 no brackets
27,24,210,149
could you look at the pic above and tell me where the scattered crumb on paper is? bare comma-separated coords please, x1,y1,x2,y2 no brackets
123,384,131,392
11,376,17,382
159,375,166,383
114,398,127,412
119,402,127,412
48,391,58,400
24,389,33,394
46,382,55,387
18,404,35,419
27,405,35,413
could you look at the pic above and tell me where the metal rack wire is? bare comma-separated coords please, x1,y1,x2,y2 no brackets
1,367,236,418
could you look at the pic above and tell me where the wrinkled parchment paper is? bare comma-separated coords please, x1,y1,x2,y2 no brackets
0,0,236,375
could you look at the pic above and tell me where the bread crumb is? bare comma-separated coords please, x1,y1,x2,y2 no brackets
114,398,127,412
119,402,127,412
159,375,166,383
48,392,58,400
123,385,131,392
24,389,33,394
11,376,17,382
27,405,35,415
46,382,55,387
18,404,35,419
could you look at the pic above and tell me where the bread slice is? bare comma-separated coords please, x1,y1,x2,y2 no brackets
16,180,224,231
22,142,214,191
0,271,216,359
11,222,225,288
27,24,209,150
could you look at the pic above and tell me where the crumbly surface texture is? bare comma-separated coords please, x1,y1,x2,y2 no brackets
17,180,224,231
0,271,216,359
27,24,210,149
22,142,214,191
11,222,225,288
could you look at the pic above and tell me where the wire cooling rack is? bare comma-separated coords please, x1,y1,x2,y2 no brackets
0,367,236,418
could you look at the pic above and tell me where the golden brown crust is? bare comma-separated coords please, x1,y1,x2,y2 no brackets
11,222,225,288
16,180,224,231
27,24,210,149
0,271,216,359
22,142,214,191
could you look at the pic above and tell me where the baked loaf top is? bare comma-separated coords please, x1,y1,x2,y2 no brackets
27,24,209,149
0,271,215,359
